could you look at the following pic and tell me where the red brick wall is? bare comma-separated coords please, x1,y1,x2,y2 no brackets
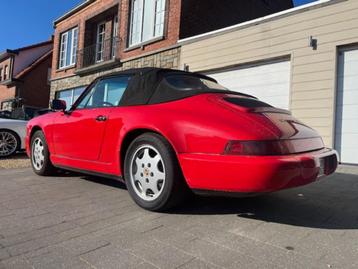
0,57,15,106
0,85,15,106
52,0,181,80
19,55,52,108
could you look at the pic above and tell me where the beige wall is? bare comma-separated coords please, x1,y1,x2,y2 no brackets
180,0,358,147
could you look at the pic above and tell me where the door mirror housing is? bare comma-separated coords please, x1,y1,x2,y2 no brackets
51,99,67,111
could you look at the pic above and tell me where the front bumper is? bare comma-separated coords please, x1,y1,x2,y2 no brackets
178,148,338,193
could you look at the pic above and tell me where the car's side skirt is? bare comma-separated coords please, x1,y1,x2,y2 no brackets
55,165,125,183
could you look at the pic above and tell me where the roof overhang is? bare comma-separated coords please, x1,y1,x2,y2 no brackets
178,0,344,45
0,50,17,62
54,0,96,27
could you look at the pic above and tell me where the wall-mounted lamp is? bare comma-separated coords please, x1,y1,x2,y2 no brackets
309,36,318,50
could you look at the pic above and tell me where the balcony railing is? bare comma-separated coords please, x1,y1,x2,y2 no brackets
76,37,119,70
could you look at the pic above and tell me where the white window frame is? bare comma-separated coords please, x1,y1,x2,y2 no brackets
129,0,166,47
112,15,119,59
59,27,78,69
96,22,106,63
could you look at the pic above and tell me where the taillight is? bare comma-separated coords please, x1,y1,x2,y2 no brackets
224,140,290,156
224,138,325,156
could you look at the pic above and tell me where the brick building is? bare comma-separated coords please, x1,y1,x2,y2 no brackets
0,40,53,111
50,0,293,108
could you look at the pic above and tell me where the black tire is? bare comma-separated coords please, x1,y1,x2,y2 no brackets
30,130,56,176
0,129,20,158
124,133,189,211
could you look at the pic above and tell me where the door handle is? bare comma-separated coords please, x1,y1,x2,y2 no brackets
96,115,107,122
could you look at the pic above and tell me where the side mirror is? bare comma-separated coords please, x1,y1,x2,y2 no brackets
51,99,67,111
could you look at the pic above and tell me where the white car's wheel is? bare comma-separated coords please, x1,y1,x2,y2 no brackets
0,130,19,158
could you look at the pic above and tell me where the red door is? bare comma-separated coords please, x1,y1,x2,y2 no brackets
52,108,111,161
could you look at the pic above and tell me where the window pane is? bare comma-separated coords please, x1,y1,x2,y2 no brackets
105,76,132,106
73,87,85,104
154,0,165,37
59,33,68,68
77,77,131,109
77,86,96,109
143,0,156,41
71,28,78,65
130,0,143,45
59,28,78,68
56,90,72,109
66,31,73,66
165,75,228,91
96,23,106,62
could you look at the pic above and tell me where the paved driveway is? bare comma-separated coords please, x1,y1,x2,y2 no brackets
0,167,357,269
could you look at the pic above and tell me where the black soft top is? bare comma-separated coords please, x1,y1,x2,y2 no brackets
98,67,255,106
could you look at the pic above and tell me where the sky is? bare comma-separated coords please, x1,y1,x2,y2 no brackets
0,0,317,52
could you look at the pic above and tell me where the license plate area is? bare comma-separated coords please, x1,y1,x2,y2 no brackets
318,154,338,177
318,158,326,177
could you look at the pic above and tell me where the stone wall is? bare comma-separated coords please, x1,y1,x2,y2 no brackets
50,46,181,100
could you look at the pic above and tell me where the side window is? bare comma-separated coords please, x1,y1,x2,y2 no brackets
77,76,132,109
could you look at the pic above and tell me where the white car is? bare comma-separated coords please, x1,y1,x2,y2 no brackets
0,118,27,157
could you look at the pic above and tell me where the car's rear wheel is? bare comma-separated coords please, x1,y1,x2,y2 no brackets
0,130,20,158
30,131,56,176
124,133,189,211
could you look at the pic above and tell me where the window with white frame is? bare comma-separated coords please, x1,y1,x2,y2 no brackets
96,22,106,62
129,0,166,47
59,27,78,69
55,86,86,109
112,15,119,58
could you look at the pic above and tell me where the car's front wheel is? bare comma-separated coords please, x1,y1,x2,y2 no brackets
124,133,189,211
30,130,56,176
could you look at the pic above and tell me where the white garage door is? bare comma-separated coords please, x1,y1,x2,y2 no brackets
207,60,291,109
335,48,358,164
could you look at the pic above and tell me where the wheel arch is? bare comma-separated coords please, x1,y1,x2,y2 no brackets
119,128,180,176
29,126,43,140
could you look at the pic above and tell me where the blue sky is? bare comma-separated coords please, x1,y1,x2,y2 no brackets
0,0,316,52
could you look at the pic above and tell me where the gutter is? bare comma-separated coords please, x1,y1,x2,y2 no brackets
178,0,345,45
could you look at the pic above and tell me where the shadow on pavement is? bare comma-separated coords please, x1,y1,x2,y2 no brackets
81,174,127,190
171,172,358,230
63,170,358,230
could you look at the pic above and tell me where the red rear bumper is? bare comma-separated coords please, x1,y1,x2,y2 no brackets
179,148,338,193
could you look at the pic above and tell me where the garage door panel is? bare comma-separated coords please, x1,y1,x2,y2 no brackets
208,60,290,110
337,76,358,89
336,105,358,120
336,149,358,165
335,48,358,164
335,120,358,134
342,50,358,61
336,89,358,104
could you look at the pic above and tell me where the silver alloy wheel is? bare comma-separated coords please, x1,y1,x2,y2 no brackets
0,131,18,157
32,138,45,171
129,145,166,202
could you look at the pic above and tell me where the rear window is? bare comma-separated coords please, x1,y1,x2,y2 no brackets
165,75,228,92
224,97,273,108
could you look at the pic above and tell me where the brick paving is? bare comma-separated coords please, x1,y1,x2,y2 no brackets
0,167,357,269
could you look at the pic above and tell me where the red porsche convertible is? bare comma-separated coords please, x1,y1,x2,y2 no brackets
26,68,338,211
